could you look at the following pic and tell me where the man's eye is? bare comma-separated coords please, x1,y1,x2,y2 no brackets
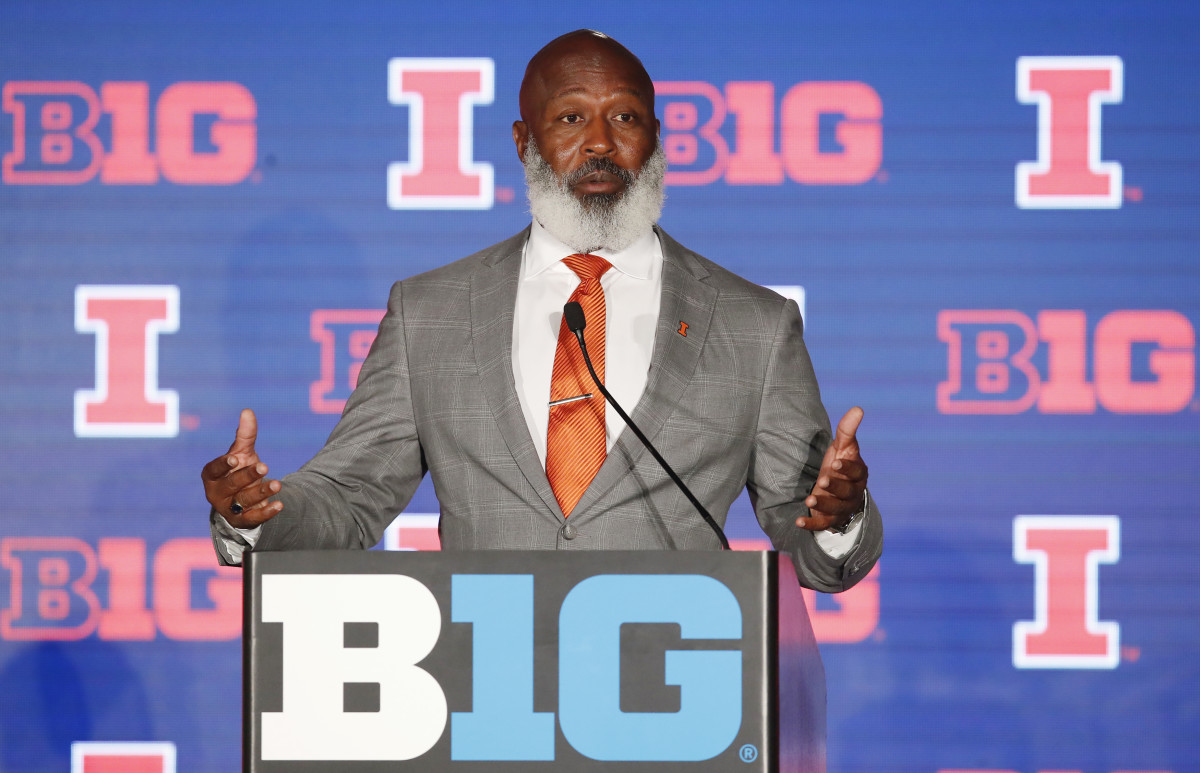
615,113,634,122
561,114,581,123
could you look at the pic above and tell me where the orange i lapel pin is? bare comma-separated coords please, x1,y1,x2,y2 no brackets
677,321,689,337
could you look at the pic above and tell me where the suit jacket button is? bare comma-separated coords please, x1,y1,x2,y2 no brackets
562,524,578,540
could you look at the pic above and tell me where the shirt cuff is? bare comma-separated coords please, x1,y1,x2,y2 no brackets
812,490,869,560
813,518,863,559
212,512,263,566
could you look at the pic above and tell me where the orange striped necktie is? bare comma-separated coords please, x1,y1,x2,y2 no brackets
546,253,612,517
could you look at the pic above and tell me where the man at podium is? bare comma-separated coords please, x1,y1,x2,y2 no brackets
201,29,882,593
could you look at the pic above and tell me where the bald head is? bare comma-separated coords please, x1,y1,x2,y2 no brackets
518,30,655,124
513,30,660,205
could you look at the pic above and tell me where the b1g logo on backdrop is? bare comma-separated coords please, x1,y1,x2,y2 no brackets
309,308,387,413
937,309,1195,414
1016,56,1124,209
656,80,882,186
261,573,742,763
0,537,240,642
2,81,256,185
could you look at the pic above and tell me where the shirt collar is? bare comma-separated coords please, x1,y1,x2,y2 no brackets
523,219,660,280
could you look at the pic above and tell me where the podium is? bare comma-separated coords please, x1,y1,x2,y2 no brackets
244,550,826,772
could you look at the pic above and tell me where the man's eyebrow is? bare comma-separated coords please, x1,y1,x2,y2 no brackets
549,85,646,100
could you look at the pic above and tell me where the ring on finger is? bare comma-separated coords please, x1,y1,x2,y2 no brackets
230,501,244,515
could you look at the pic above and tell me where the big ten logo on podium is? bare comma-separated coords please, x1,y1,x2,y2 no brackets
654,80,882,186
0,537,240,642
260,571,744,763
938,310,1195,415
2,81,256,185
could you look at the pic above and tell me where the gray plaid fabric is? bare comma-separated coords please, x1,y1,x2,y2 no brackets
212,227,882,592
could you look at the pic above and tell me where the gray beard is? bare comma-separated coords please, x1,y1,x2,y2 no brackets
523,139,667,253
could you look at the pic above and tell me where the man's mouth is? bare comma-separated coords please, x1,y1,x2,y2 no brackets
572,170,624,195
565,159,634,198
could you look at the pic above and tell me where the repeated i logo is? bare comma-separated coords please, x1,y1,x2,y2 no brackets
74,285,179,438
1016,56,1124,209
1013,516,1120,669
71,742,176,773
387,58,494,210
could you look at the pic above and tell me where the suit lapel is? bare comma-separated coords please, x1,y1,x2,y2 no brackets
471,228,566,521
570,227,718,519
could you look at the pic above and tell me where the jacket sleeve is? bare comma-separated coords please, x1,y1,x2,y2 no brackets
745,298,882,592
251,280,428,554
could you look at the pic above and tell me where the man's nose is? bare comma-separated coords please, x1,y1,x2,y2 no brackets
582,120,615,156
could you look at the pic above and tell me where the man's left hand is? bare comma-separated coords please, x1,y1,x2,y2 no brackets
796,407,868,532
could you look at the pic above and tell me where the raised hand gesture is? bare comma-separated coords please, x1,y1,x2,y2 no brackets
796,407,868,533
201,409,283,528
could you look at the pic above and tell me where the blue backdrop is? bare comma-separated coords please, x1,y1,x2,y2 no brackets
2,1,1197,771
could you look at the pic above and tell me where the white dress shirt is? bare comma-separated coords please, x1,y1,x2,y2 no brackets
514,220,662,465
216,221,861,559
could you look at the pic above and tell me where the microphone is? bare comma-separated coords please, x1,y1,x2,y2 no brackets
563,301,730,550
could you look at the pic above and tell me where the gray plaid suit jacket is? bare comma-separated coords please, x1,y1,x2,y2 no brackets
211,227,881,592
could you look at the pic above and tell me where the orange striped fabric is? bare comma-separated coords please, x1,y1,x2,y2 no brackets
546,253,612,517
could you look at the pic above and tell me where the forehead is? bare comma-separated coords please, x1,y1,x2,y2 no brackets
526,45,653,109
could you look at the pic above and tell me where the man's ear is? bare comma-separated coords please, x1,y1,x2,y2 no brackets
513,121,529,161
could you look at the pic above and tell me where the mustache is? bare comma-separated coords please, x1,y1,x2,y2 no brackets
523,139,667,254
563,157,635,189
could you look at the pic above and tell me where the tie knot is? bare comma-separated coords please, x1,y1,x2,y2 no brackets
563,253,612,284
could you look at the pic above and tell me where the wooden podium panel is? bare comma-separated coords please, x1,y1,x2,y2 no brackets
244,550,826,772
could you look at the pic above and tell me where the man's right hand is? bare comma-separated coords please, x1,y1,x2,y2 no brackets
201,409,283,528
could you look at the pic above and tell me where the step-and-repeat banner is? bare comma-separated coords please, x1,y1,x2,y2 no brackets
2,1,1197,771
